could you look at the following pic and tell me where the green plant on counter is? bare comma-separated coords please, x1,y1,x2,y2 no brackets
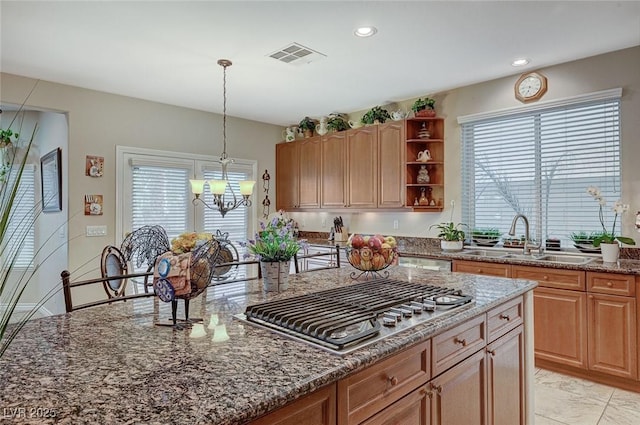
411,97,435,113
361,106,391,125
430,222,467,241
471,227,502,238
298,116,316,131
327,115,349,132
243,211,305,262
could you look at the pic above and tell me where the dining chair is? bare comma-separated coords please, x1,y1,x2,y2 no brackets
293,244,341,274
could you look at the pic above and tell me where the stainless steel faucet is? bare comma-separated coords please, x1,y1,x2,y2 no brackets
509,214,542,255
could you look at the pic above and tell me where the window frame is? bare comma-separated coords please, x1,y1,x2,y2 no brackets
115,145,258,248
457,88,623,247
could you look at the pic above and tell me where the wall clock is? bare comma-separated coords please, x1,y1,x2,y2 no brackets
515,71,548,103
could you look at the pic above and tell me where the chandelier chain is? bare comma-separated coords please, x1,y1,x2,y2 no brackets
221,61,228,161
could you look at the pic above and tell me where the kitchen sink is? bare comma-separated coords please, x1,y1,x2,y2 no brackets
459,249,595,264
460,250,507,258
534,254,594,264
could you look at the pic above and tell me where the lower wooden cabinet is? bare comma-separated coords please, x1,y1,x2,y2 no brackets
431,349,488,425
533,286,588,369
588,292,637,379
250,384,336,425
360,384,430,425
487,326,525,425
452,260,511,277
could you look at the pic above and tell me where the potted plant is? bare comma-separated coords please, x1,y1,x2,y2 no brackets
243,211,305,291
411,97,436,117
430,222,467,251
298,116,316,138
361,106,391,125
471,227,502,246
0,128,18,148
327,115,349,132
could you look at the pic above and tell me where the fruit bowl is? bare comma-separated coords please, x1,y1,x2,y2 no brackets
345,233,398,280
346,247,397,272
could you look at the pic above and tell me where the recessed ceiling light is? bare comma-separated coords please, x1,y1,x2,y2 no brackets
354,26,377,37
512,58,530,67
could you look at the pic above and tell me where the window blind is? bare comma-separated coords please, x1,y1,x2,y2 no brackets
461,95,621,248
131,164,190,240
5,165,36,268
202,167,250,257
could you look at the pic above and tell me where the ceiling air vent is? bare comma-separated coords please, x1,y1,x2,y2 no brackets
268,42,326,65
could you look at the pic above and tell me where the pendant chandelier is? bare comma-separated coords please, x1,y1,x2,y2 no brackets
189,59,255,217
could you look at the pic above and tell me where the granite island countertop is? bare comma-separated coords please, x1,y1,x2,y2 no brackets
0,266,535,424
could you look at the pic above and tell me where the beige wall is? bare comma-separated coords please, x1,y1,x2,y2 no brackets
0,73,283,287
292,46,640,244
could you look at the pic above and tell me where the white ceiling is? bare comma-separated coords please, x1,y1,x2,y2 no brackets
1,1,639,126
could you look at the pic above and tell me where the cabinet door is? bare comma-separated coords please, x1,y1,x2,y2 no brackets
250,384,336,425
431,349,487,425
361,384,430,425
533,287,588,369
276,142,299,210
452,260,511,277
321,133,347,208
298,138,321,208
588,293,637,379
346,127,378,208
377,121,405,208
487,326,525,425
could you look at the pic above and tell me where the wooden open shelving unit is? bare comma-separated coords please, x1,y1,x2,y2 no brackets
405,117,445,211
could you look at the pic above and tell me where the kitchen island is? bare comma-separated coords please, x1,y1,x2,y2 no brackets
0,266,536,424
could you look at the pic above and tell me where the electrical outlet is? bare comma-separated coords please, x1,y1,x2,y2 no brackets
301,218,306,227
393,220,399,230
322,218,326,228
86,225,107,237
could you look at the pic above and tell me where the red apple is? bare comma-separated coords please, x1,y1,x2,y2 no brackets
368,236,382,251
350,234,365,249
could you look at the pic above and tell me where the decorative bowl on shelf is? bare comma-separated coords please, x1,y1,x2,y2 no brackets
472,233,501,247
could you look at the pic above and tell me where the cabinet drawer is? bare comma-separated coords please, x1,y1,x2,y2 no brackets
432,314,486,377
453,260,511,277
512,265,585,291
337,340,430,425
487,296,524,343
587,272,635,296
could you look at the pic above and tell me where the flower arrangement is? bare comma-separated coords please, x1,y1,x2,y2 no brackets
171,232,213,254
586,186,636,246
244,211,303,262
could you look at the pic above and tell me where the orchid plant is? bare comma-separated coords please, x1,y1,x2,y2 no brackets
586,186,636,247
243,211,304,262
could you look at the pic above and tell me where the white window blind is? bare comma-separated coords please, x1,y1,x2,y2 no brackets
461,94,621,247
202,166,251,256
5,165,36,268
131,164,190,240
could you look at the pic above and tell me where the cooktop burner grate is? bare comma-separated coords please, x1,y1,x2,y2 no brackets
240,279,472,353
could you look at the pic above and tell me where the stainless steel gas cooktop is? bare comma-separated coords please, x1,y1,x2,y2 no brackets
235,278,473,355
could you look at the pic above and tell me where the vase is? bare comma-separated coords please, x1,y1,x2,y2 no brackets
600,242,620,263
260,260,290,292
441,240,463,252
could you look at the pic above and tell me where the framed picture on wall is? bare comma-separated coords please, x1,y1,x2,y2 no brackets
41,148,62,212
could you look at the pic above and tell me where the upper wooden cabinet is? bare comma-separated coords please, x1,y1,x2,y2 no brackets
276,119,422,211
321,132,347,208
378,121,405,208
405,118,445,211
276,138,320,210
346,127,378,208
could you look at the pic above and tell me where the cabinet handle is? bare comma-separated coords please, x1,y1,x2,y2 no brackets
388,376,398,386
607,281,613,287
488,349,496,356
432,384,442,394
499,314,510,321
543,275,549,280
454,337,467,346
589,295,594,299
476,269,482,273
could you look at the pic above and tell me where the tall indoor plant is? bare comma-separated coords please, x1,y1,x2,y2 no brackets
0,90,42,358
244,211,304,291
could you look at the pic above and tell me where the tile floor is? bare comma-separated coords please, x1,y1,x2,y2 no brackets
535,368,640,424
